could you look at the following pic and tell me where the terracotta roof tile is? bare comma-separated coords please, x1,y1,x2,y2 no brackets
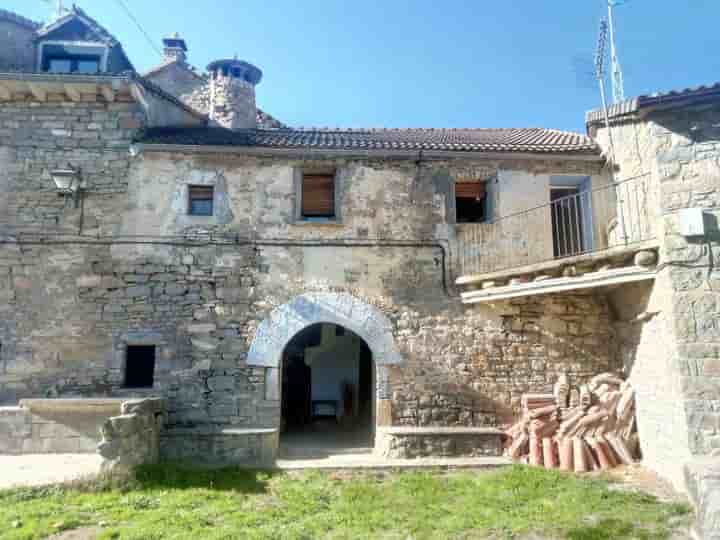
586,80,720,125
137,126,599,155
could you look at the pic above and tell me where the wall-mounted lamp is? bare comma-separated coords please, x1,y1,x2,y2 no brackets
51,164,82,207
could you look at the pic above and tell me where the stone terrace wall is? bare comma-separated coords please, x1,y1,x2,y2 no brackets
98,398,166,472
0,399,122,454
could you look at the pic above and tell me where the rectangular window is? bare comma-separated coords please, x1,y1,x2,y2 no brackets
301,173,335,220
455,181,487,223
44,55,100,74
124,345,156,389
188,186,214,216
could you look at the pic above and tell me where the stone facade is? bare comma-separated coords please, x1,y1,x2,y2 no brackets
593,101,720,490
2,9,717,497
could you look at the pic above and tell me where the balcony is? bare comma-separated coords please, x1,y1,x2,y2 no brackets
454,174,659,303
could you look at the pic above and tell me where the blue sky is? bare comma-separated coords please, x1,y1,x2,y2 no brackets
7,0,720,132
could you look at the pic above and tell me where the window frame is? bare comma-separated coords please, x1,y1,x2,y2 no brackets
187,185,215,217
38,41,109,73
454,180,490,224
44,54,101,74
294,168,341,224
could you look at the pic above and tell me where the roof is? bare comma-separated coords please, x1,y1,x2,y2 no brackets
143,59,207,81
0,8,40,30
132,75,208,121
136,126,600,156
586,81,720,125
37,6,118,45
35,6,134,71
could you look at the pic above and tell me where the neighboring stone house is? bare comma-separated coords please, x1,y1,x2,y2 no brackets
0,5,716,499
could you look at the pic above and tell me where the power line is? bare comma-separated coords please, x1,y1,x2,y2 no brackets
113,0,163,58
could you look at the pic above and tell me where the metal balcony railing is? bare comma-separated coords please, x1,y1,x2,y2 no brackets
455,173,656,278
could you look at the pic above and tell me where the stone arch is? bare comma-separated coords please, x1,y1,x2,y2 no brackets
247,292,403,369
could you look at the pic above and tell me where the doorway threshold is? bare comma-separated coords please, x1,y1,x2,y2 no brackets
274,455,512,471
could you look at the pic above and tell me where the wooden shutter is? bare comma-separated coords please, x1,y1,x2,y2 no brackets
455,182,485,200
302,174,335,217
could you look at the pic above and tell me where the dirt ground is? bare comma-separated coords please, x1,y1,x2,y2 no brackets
0,454,103,490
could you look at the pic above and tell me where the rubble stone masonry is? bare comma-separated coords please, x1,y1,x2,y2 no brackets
0,93,618,449
595,102,720,489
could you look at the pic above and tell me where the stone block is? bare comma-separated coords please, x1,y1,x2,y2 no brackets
187,323,217,334
207,376,235,392
76,274,102,288
126,285,151,298
685,458,720,540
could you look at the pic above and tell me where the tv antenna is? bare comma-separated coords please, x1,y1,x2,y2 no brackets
596,18,627,239
607,0,628,103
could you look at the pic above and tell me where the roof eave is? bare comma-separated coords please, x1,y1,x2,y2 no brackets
132,143,604,162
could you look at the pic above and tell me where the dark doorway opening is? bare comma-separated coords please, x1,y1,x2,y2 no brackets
551,187,586,258
124,345,156,388
280,323,374,457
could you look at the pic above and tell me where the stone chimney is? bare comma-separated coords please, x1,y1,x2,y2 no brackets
162,33,188,63
207,58,262,130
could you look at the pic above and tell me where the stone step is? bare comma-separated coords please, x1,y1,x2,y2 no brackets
274,455,512,471
279,445,374,459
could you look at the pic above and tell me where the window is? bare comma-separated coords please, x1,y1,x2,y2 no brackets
301,173,335,220
455,181,487,223
188,186,214,216
124,345,156,388
44,55,100,74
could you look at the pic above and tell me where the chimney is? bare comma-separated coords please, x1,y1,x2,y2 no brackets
162,33,187,63
207,58,262,130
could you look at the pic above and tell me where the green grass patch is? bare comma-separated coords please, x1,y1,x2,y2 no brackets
0,464,690,539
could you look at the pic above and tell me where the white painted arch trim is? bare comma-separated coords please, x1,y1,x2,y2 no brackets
247,292,403,368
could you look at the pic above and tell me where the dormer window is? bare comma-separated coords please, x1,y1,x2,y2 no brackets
45,55,100,74
39,43,107,74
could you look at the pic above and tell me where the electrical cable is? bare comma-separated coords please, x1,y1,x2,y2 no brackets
113,0,163,57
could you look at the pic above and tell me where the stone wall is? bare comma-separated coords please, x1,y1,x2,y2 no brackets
685,458,720,540
593,101,720,490
98,397,166,472
0,399,122,454
376,427,504,459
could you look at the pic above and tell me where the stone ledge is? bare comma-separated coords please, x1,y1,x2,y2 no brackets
162,427,278,437
377,427,504,436
456,240,659,286
461,265,657,304
19,399,125,415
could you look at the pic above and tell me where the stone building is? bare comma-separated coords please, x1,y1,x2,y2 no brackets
0,5,716,500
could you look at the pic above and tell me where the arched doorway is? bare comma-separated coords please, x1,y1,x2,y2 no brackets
246,292,405,456
280,322,374,453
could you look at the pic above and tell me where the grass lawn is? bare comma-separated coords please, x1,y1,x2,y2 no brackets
0,464,690,540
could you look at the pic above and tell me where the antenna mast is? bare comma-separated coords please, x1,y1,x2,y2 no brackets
607,1,626,103
596,18,627,241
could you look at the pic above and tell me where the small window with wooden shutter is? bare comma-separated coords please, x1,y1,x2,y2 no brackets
188,185,214,216
301,172,336,220
455,181,488,223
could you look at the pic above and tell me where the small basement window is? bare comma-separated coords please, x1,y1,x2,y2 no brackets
124,345,156,388
301,172,335,220
188,186,214,216
455,181,488,223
